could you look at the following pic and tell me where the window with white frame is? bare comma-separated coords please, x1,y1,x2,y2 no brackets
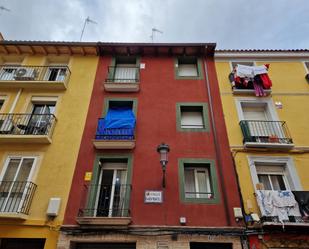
45,66,67,82
113,57,137,83
184,164,212,199
236,99,288,142
180,106,204,129
0,64,20,80
248,157,302,191
0,156,37,213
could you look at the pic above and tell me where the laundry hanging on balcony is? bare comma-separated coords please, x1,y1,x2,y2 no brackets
256,190,301,222
229,64,272,96
96,107,136,140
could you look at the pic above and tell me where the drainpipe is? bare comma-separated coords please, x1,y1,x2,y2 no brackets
203,54,231,225
9,89,22,113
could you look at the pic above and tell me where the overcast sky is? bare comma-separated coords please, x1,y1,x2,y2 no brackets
0,0,308,49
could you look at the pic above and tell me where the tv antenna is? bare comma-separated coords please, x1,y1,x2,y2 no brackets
0,6,11,12
150,28,163,42
80,16,97,41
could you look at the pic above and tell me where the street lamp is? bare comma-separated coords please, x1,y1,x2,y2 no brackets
157,143,170,188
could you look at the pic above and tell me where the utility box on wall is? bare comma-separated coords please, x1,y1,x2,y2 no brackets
46,198,61,217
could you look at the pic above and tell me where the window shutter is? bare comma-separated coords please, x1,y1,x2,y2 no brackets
181,111,203,128
114,64,136,82
242,106,268,120
178,64,198,77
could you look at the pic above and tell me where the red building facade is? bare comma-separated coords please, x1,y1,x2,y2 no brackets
58,43,245,249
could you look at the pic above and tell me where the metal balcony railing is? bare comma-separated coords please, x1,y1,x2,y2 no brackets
0,113,56,136
0,181,37,215
239,120,293,145
95,118,135,140
105,66,140,83
0,65,71,83
79,184,131,218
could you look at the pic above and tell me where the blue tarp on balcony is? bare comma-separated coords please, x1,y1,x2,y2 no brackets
95,108,135,140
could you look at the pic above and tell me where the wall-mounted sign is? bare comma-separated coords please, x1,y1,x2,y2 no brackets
84,172,92,181
144,190,163,203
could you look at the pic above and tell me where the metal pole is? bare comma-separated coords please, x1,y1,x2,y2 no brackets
80,18,88,41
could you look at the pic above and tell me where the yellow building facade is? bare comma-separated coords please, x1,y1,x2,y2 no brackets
215,50,309,248
0,41,98,249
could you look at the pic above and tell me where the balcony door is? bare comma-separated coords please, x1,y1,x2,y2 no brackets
0,157,36,213
26,103,55,135
95,162,127,217
241,102,284,140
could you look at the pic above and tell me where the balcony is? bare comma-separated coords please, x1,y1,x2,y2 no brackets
77,184,131,227
239,120,294,149
0,181,37,219
232,85,271,95
255,190,309,227
0,113,56,144
0,65,70,90
104,66,140,92
93,118,135,149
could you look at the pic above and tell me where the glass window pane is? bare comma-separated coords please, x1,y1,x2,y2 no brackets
258,174,272,190
197,170,211,198
270,175,286,190
15,158,34,182
2,158,21,181
184,169,196,198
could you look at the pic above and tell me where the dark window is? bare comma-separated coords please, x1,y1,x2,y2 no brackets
190,242,233,249
74,243,136,249
0,238,45,249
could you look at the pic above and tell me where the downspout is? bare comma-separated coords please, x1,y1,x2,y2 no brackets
9,89,22,113
203,54,231,225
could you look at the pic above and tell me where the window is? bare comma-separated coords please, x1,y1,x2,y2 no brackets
45,66,67,81
0,156,37,213
184,164,212,198
107,57,139,83
231,61,254,69
178,159,219,203
248,157,302,191
175,57,203,79
85,155,133,218
25,101,56,135
236,98,293,145
176,103,209,132
95,159,128,217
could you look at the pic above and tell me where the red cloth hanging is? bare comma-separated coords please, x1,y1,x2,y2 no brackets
260,74,272,89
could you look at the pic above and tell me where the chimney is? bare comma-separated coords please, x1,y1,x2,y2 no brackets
0,32,4,41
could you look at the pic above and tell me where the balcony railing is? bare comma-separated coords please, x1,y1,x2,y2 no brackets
0,181,37,215
0,113,56,136
105,66,140,83
239,120,293,148
79,184,131,218
0,65,70,89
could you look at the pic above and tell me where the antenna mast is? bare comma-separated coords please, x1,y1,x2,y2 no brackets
80,16,97,41
150,28,163,43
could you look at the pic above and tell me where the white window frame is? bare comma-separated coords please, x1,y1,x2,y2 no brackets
184,166,211,199
44,64,68,82
0,156,38,213
248,156,302,192
235,97,279,121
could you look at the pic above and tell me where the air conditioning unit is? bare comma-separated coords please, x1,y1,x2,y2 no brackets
14,68,37,80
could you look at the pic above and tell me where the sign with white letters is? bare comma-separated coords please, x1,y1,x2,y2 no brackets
144,190,163,203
